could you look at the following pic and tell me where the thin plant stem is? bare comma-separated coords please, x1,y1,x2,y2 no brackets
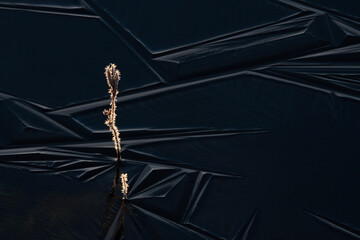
104,63,121,163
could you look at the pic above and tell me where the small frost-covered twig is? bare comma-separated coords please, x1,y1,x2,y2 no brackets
103,63,121,163
121,173,129,199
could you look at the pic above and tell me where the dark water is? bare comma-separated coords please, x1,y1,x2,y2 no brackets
1,0,360,239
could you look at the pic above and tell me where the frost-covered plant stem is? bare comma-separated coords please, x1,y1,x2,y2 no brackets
103,63,121,163
121,173,129,199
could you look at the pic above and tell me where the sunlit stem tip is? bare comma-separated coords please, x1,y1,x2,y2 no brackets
121,173,129,199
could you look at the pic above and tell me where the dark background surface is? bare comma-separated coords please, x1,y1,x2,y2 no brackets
1,0,360,239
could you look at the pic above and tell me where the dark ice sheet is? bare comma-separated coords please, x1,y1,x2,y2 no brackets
1,0,360,239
